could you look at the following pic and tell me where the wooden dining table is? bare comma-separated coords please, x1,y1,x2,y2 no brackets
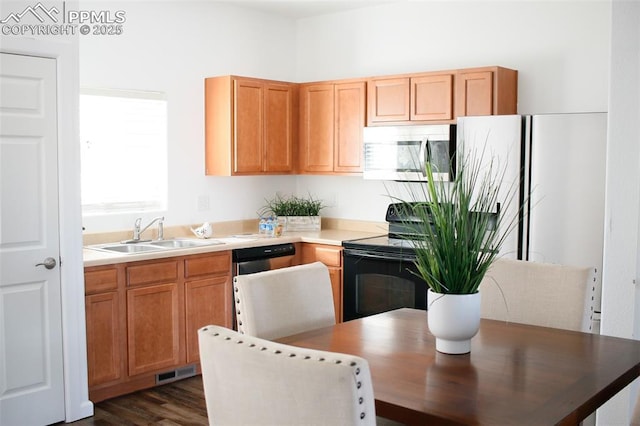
277,308,640,425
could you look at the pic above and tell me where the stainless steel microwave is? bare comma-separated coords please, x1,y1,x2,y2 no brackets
363,125,456,182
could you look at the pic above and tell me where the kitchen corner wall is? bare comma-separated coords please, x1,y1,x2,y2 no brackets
80,0,610,231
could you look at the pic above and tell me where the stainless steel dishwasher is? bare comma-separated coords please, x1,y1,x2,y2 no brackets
231,242,297,328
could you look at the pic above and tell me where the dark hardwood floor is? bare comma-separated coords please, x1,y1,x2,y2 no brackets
64,376,208,425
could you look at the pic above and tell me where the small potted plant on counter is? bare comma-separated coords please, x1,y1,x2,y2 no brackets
261,193,325,232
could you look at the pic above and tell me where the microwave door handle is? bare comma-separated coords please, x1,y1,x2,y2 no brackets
419,138,429,176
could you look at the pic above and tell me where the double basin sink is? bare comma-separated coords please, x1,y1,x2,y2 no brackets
87,237,254,255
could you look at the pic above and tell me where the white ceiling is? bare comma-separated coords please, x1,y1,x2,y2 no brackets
218,0,400,19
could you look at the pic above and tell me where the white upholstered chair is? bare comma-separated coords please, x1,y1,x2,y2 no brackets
232,262,405,426
479,258,597,333
198,325,376,426
479,258,599,426
233,261,336,340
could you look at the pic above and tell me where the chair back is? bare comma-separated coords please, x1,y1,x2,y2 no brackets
479,258,596,332
198,325,376,426
234,261,336,340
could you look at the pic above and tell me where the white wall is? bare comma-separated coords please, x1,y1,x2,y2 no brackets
294,0,610,224
600,1,640,423
79,1,298,233
295,1,609,114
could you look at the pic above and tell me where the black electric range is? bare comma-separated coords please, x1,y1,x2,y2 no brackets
341,203,431,320
342,202,432,258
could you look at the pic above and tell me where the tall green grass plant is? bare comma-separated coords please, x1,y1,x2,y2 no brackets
392,148,522,294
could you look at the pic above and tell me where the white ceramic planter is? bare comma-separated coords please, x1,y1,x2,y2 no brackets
277,216,321,231
427,289,481,355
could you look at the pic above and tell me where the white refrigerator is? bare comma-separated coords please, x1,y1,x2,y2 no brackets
456,113,607,319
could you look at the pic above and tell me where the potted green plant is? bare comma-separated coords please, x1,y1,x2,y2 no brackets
392,148,522,354
261,193,326,231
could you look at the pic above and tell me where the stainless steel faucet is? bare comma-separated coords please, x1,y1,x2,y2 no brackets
130,216,165,242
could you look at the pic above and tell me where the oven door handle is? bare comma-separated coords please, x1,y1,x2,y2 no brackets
343,249,416,262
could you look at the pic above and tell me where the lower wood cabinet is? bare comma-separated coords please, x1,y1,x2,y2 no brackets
84,266,125,388
84,251,232,402
127,281,181,376
301,243,343,323
85,288,123,387
184,254,232,364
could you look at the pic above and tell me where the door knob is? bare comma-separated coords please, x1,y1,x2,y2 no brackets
35,257,57,270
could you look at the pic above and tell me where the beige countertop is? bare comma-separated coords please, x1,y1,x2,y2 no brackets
83,228,384,268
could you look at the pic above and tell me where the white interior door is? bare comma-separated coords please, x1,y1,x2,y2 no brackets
0,52,65,425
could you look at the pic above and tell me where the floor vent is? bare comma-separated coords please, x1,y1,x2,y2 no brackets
155,364,197,385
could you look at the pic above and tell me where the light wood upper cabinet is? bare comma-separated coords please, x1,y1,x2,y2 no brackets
367,72,454,125
411,74,454,121
205,76,296,176
367,77,410,123
264,84,296,172
233,79,263,173
299,80,366,174
455,66,518,117
204,66,516,176
368,66,517,124
299,83,334,172
334,82,366,172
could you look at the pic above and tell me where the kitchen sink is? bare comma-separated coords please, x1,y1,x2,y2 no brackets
148,239,224,248
90,243,165,254
87,238,227,255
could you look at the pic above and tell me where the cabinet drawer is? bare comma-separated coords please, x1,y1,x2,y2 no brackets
303,244,342,267
127,261,178,287
315,247,342,267
184,252,231,278
85,267,118,294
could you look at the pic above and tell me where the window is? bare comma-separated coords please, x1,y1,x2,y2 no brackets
80,89,167,214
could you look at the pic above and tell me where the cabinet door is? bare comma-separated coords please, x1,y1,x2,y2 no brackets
455,71,494,117
85,266,124,388
302,243,343,323
233,79,264,173
367,77,410,125
328,267,343,323
264,83,294,173
411,74,454,121
86,292,123,386
299,84,334,172
127,283,181,376
334,81,366,173
185,276,231,364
